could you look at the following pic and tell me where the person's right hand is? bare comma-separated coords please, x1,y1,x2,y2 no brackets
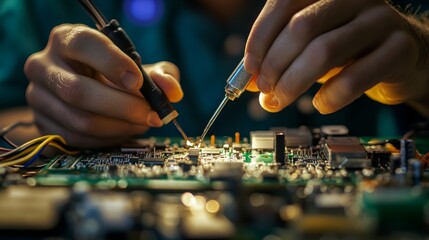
24,24,183,148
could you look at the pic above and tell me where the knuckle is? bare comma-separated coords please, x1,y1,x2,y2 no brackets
57,24,92,52
161,61,180,78
25,83,35,103
49,24,69,45
48,71,85,104
288,13,313,41
24,53,43,78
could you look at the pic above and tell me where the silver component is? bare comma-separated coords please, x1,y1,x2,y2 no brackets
225,58,253,100
250,131,274,150
198,58,253,146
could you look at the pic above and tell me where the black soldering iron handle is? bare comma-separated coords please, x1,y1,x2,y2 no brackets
101,19,178,124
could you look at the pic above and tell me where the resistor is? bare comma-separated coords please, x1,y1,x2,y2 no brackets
275,132,286,166
235,132,240,144
210,135,216,147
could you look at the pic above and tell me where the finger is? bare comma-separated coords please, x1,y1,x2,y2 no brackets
48,24,143,91
245,0,316,75
313,30,414,114
246,76,259,92
257,0,370,93
144,62,183,103
25,59,162,127
261,5,391,112
33,111,129,148
26,82,151,138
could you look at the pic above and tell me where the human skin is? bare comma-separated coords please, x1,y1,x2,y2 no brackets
24,24,183,148
244,0,429,116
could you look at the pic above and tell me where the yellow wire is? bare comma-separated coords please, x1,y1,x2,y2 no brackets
4,146,38,161
48,141,80,155
0,135,78,167
2,141,78,162
0,136,50,158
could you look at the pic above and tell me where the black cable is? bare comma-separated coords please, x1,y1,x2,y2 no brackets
0,121,35,148
77,0,108,28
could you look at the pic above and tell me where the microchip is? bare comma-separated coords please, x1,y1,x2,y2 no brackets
324,137,369,169
142,157,164,166
210,162,243,180
188,148,200,163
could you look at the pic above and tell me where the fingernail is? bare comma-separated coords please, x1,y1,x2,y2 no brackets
121,71,139,90
312,96,326,114
147,112,163,127
265,93,279,108
257,75,271,93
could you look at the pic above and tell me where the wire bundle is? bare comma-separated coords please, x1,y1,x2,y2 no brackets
1,121,79,168
0,135,79,168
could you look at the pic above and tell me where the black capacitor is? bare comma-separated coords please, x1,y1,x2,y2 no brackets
400,139,415,172
389,154,401,175
408,158,422,186
275,132,286,166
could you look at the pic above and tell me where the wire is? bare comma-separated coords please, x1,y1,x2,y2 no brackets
78,0,108,29
0,135,79,168
0,121,34,148
23,145,46,168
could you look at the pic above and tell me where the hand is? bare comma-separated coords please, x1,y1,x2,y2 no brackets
245,0,429,114
24,24,183,148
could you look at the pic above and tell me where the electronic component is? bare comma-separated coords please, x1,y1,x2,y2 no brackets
321,125,349,137
1,125,428,239
275,132,285,166
251,131,274,149
272,126,313,147
400,139,415,171
323,137,369,169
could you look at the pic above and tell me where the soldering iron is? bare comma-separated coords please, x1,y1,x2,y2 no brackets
78,0,189,141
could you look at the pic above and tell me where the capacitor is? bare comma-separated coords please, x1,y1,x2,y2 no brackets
275,132,286,166
235,132,240,144
210,135,216,147
408,158,422,186
400,139,415,172
389,153,401,175
227,137,233,148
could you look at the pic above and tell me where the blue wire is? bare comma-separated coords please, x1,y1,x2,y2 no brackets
23,145,47,168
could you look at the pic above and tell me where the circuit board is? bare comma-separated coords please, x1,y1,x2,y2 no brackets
0,125,428,239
